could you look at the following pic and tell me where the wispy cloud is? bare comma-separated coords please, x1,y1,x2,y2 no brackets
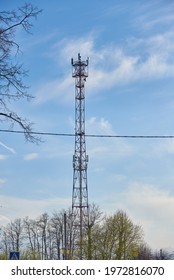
135,1,174,30
147,139,174,158
24,153,39,161
0,141,16,154
34,30,174,104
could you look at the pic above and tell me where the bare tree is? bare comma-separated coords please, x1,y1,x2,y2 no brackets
153,248,174,260
51,209,74,260
0,3,42,142
0,227,9,259
136,243,153,260
37,213,49,260
23,217,41,259
50,212,63,259
1,218,23,256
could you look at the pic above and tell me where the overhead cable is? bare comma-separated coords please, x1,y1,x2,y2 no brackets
0,129,174,139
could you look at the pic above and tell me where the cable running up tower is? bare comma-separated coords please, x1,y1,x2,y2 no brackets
71,53,89,259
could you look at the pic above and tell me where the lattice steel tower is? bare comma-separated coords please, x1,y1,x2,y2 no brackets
71,53,89,259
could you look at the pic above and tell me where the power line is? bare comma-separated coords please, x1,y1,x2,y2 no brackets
0,129,174,139
0,129,74,137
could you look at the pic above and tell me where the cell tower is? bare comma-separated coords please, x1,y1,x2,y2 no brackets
71,53,89,259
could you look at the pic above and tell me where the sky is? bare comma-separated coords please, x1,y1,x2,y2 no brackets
0,0,174,251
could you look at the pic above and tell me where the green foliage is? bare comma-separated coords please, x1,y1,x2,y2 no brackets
20,249,41,260
0,251,8,260
83,210,143,260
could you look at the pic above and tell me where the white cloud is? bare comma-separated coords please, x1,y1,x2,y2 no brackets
86,117,113,135
35,31,174,104
86,117,134,159
56,36,94,64
0,195,71,226
101,182,174,250
0,178,6,185
59,33,174,84
0,215,11,224
0,154,7,160
24,153,39,161
125,183,174,249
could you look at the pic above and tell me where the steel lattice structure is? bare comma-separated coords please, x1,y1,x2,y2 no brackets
71,53,89,259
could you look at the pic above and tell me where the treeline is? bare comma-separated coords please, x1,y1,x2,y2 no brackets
0,206,173,260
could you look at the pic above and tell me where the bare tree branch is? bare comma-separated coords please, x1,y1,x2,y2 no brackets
0,3,42,143
0,112,41,143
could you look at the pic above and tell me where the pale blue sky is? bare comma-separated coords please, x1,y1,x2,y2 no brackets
1,0,174,251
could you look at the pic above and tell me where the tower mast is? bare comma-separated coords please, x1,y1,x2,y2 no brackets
71,53,89,259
